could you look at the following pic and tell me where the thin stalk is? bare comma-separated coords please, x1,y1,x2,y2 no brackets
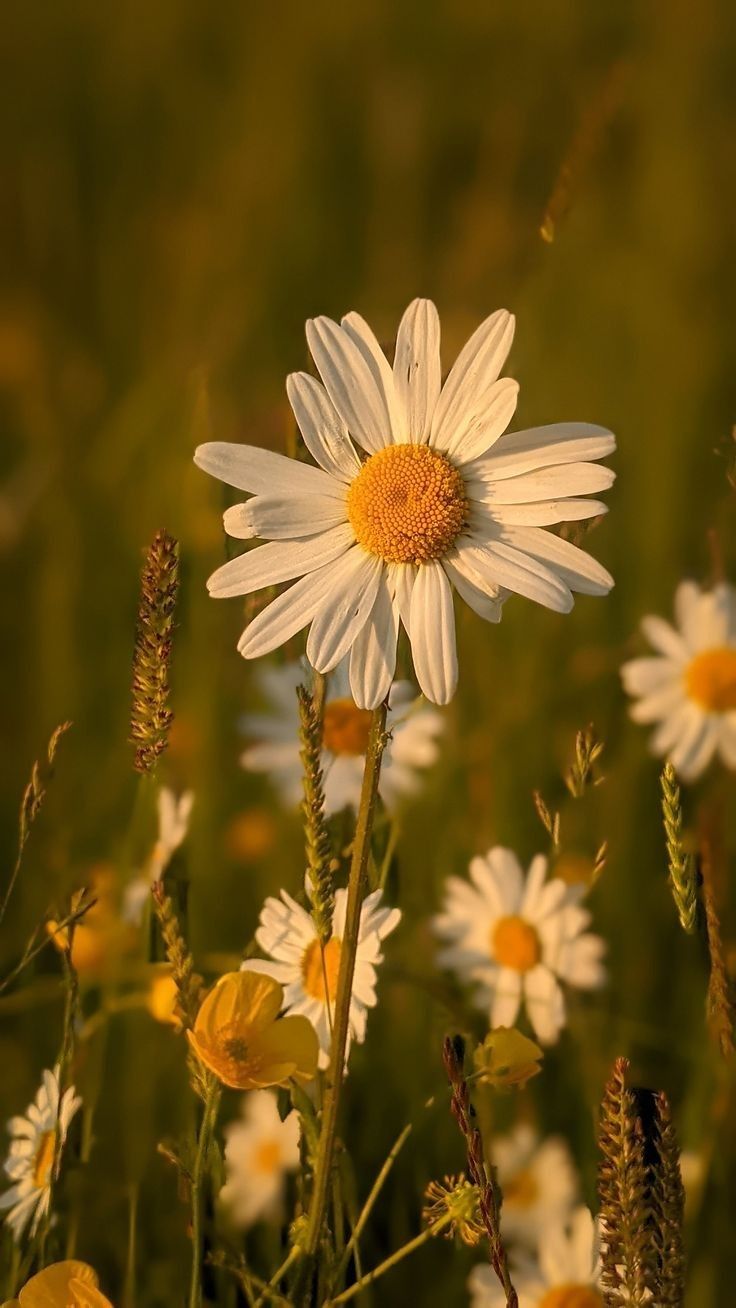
189,1076,221,1308
301,704,387,1269
332,1123,412,1289
326,1217,451,1305
253,1245,302,1308
124,1183,139,1308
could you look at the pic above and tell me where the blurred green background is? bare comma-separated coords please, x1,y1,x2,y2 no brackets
1,2,735,1304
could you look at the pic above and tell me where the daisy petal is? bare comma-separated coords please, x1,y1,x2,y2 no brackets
496,526,614,596
306,551,383,673
641,615,688,661
240,493,348,540
488,498,608,526
442,552,504,623
409,560,458,704
194,441,342,498
460,537,573,612
306,317,393,454
238,558,349,659
286,372,362,482
392,298,441,443
474,461,615,503
349,572,399,708
473,423,615,481
430,309,515,453
207,525,355,597
341,311,403,441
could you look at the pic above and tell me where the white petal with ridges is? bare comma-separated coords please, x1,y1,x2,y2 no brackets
306,316,393,454
306,550,383,672
207,525,354,597
409,560,458,704
194,441,343,498
392,298,441,442
286,372,362,481
430,308,515,450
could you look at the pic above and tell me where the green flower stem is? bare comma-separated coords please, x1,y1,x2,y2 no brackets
189,1074,221,1308
326,1216,451,1305
331,1122,412,1290
253,1245,302,1308
301,703,388,1270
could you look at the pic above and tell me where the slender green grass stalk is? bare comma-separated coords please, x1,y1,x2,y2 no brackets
299,703,388,1281
650,1093,686,1307
699,835,735,1057
442,1036,517,1308
660,764,697,933
253,1246,302,1308
597,1057,657,1306
123,1183,139,1308
0,720,72,928
325,1216,452,1305
331,1122,412,1290
130,529,179,774
297,682,334,943
189,1074,221,1308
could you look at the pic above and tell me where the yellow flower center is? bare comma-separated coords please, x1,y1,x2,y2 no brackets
322,699,373,756
492,916,541,972
32,1129,56,1189
538,1288,602,1308
253,1140,283,1175
224,1035,250,1061
685,647,736,712
503,1166,539,1210
302,938,342,1004
346,444,467,564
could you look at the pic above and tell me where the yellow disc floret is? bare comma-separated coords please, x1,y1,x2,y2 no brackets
347,444,467,565
685,647,736,712
492,915,541,972
322,699,373,756
538,1288,602,1308
302,937,342,1004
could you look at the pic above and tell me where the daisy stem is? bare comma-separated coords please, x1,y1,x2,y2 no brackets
253,1245,302,1308
325,1216,451,1305
189,1074,220,1308
300,703,388,1273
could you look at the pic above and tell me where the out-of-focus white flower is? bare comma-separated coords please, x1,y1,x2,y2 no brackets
240,658,444,815
494,1123,579,1247
433,847,606,1044
0,1069,81,1242
219,1091,300,1228
195,300,615,707
123,787,194,924
469,1206,602,1306
621,580,736,781
241,880,400,1068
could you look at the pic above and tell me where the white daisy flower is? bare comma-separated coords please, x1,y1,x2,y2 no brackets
123,787,195,924
432,847,606,1044
469,1206,603,1307
494,1123,579,1248
241,882,400,1068
195,301,615,707
219,1090,300,1228
0,1068,81,1242
240,658,444,815
621,580,736,781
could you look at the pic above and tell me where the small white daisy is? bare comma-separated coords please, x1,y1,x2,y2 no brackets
240,658,444,815
432,847,606,1044
241,881,400,1068
195,301,615,708
494,1123,579,1248
621,579,736,781
123,787,195,924
219,1090,300,1228
0,1068,81,1242
469,1206,603,1307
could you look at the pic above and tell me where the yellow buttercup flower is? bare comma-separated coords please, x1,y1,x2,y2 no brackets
2,1260,113,1306
473,1026,544,1091
147,966,180,1028
188,971,318,1090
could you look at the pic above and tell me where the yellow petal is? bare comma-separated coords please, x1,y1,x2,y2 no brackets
194,971,284,1043
253,1015,319,1086
17,1262,103,1307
